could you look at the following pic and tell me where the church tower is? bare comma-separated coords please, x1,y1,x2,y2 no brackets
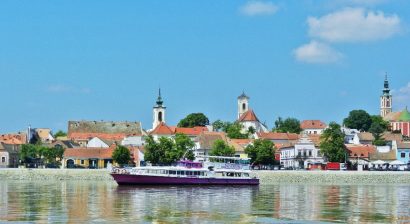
153,88,166,129
238,91,249,119
380,75,392,118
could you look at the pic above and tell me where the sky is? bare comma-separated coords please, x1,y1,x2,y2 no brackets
1,0,410,133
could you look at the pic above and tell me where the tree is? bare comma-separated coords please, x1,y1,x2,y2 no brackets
174,133,195,161
225,122,249,139
144,135,166,165
20,144,38,164
212,120,225,132
245,139,276,165
370,115,389,131
209,139,235,156
369,122,386,146
144,134,196,165
53,130,67,138
112,145,131,167
178,113,210,128
319,122,347,162
343,110,372,131
273,117,302,133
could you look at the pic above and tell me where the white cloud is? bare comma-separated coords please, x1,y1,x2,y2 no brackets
293,41,343,64
240,1,278,16
308,8,401,43
47,85,91,94
393,82,410,109
330,0,388,7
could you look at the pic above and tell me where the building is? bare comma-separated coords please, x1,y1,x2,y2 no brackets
345,144,376,168
280,134,323,169
236,92,268,133
195,132,228,160
0,142,21,168
257,132,299,144
67,120,143,146
380,76,410,137
352,132,375,145
397,142,410,164
380,75,393,118
341,127,360,144
387,107,410,137
300,120,326,135
152,89,166,130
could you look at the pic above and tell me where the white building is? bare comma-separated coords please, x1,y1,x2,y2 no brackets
300,120,326,135
236,92,268,133
280,135,323,169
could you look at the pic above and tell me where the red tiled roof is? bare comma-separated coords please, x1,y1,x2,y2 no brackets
175,126,208,136
69,132,126,141
150,122,174,135
300,120,326,129
276,143,294,149
0,137,24,145
257,132,299,140
0,134,26,144
398,142,410,149
238,109,260,122
345,144,376,158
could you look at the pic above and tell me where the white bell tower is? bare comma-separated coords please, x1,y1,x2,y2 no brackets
153,88,166,129
237,91,249,119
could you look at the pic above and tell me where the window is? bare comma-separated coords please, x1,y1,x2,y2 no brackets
317,150,321,156
314,131,317,134
242,103,246,111
401,153,406,158
81,160,84,165
309,151,312,157
1,157,5,163
158,112,163,122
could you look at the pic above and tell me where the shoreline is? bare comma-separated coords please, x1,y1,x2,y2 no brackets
1,168,410,184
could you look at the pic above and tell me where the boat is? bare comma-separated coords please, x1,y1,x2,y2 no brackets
111,157,259,185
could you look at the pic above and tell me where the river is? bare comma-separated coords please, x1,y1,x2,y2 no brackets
1,181,409,223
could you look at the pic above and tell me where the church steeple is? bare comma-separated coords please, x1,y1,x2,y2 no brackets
383,73,390,95
380,74,392,118
153,88,166,130
156,88,163,106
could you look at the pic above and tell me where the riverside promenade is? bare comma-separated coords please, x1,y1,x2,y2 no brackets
1,168,410,184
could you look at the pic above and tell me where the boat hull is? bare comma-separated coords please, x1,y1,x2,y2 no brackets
111,174,259,185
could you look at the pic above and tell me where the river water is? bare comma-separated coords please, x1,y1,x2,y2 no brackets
1,181,409,223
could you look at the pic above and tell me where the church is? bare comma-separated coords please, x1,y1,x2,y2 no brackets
381,76,410,137
237,92,268,133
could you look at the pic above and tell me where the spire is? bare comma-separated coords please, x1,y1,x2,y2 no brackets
238,91,249,99
156,88,163,106
383,73,390,95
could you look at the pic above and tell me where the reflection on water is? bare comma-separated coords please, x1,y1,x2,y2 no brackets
1,181,409,223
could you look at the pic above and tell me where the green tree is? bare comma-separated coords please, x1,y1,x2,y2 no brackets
273,117,302,133
225,122,249,139
174,133,195,161
112,145,131,167
370,115,390,131
343,110,372,131
369,122,386,146
209,139,235,156
144,135,165,165
245,139,276,165
53,130,67,138
178,113,210,128
319,122,347,162
20,144,38,164
212,120,225,132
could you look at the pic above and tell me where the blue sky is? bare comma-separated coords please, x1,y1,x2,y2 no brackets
1,0,410,133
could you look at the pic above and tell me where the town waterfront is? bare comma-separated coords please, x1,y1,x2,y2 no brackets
1,180,409,223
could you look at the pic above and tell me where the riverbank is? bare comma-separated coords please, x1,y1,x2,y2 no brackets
1,169,410,184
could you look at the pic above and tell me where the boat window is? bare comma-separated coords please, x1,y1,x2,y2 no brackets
243,173,249,177
177,171,182,175
187,171,193,176
169,170,176,175
200,171,204,176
